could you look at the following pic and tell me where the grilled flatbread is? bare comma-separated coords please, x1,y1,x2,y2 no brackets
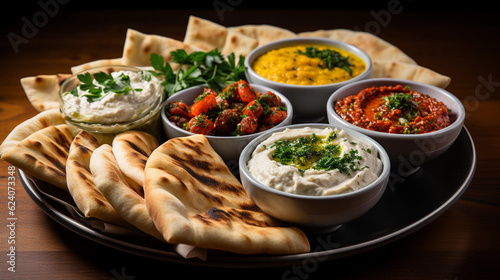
122,28,199,68
144,134,310,255
183,16,228,52
90,144,163,240
20,74,72,112
221,29,259,58
228,24,296,47
0,109,66,157
112,131,159,187
371,60,451,88
66,130,129,226
1,124,73,191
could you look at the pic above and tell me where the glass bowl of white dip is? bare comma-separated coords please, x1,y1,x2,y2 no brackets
239,123,390,232
59,65,164,143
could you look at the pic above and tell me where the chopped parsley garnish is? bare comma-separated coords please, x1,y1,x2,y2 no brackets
297,46,354,76
382,90,419,122
269,132,365,174
149,49,247,97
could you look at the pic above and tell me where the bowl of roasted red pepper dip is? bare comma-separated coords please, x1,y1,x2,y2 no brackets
161,80,293,165
327,78,465,176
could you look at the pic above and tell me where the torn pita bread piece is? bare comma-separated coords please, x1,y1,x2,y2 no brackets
112,130,159,187
183,16,228,52
0,109,66,157
71,58,123,74
372,60,451,88
90,144,164,240
122,28,199,68
66,130,130,227
220,29,259,58
144,134,310,255
1,124,73,191
20,74,72,112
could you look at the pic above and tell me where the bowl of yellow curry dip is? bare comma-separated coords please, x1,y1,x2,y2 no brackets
326,78,465,177
245,37,372,121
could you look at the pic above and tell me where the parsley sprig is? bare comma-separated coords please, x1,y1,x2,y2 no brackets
149,49,247,97
297,46,354,76
68,71,142,102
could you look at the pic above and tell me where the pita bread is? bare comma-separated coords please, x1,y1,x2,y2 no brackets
20,74,72,112
183,16,228,52
122,28,199,67
71,58,123,74
90,144,163,240
112,131,159,187
297,29,451,88
228,24,296,47
66,130,130,226
221,29,259,58
1,124,73,191
371,60,451,88
144,134,310,255
0,109,66,157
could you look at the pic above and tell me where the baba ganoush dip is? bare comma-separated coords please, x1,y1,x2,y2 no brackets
62,70,162,124
247,127,383,196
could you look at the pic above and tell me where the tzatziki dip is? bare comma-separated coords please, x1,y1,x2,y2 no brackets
247,127,383,196
62,70,161,124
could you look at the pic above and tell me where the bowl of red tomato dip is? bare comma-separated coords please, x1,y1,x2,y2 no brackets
327,78,465,176
161,80,293,165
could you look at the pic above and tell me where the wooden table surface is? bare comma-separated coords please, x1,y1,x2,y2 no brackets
1,5,499,280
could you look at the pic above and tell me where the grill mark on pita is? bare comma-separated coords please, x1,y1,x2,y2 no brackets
172,159,243,194
48,165,65,178
93,197,106,207
76,143,92,155
124,140,148,157
229,209,271,227
51,142,68,158
239,202,262,212
206,207,231,222
198,189,223,204
170,154,211,172
24,153,37,163
43,153,66,174
194,214,212,225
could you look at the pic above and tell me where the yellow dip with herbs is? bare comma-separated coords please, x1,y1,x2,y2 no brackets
252,44,366,86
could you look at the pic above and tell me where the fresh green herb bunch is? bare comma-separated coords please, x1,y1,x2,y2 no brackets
297,46,354,76
149,49,247,97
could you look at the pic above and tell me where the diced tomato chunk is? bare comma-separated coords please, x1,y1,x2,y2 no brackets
190,93,217,116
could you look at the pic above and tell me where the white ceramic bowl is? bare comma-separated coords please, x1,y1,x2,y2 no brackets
161,83,293,166
245,37,372,121
327,78,465,177
239,123,390,230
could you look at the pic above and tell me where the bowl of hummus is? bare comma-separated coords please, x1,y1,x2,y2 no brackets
327,78,466,177
245,37,372,121
239,123,390,230
59,65,164,143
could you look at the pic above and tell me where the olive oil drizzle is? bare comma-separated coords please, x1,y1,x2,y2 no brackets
269,132,365,174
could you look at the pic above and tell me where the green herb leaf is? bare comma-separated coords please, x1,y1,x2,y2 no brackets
297,46,354,76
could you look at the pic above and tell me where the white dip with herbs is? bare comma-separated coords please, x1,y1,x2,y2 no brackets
247,127,383,196
63,70,161,124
